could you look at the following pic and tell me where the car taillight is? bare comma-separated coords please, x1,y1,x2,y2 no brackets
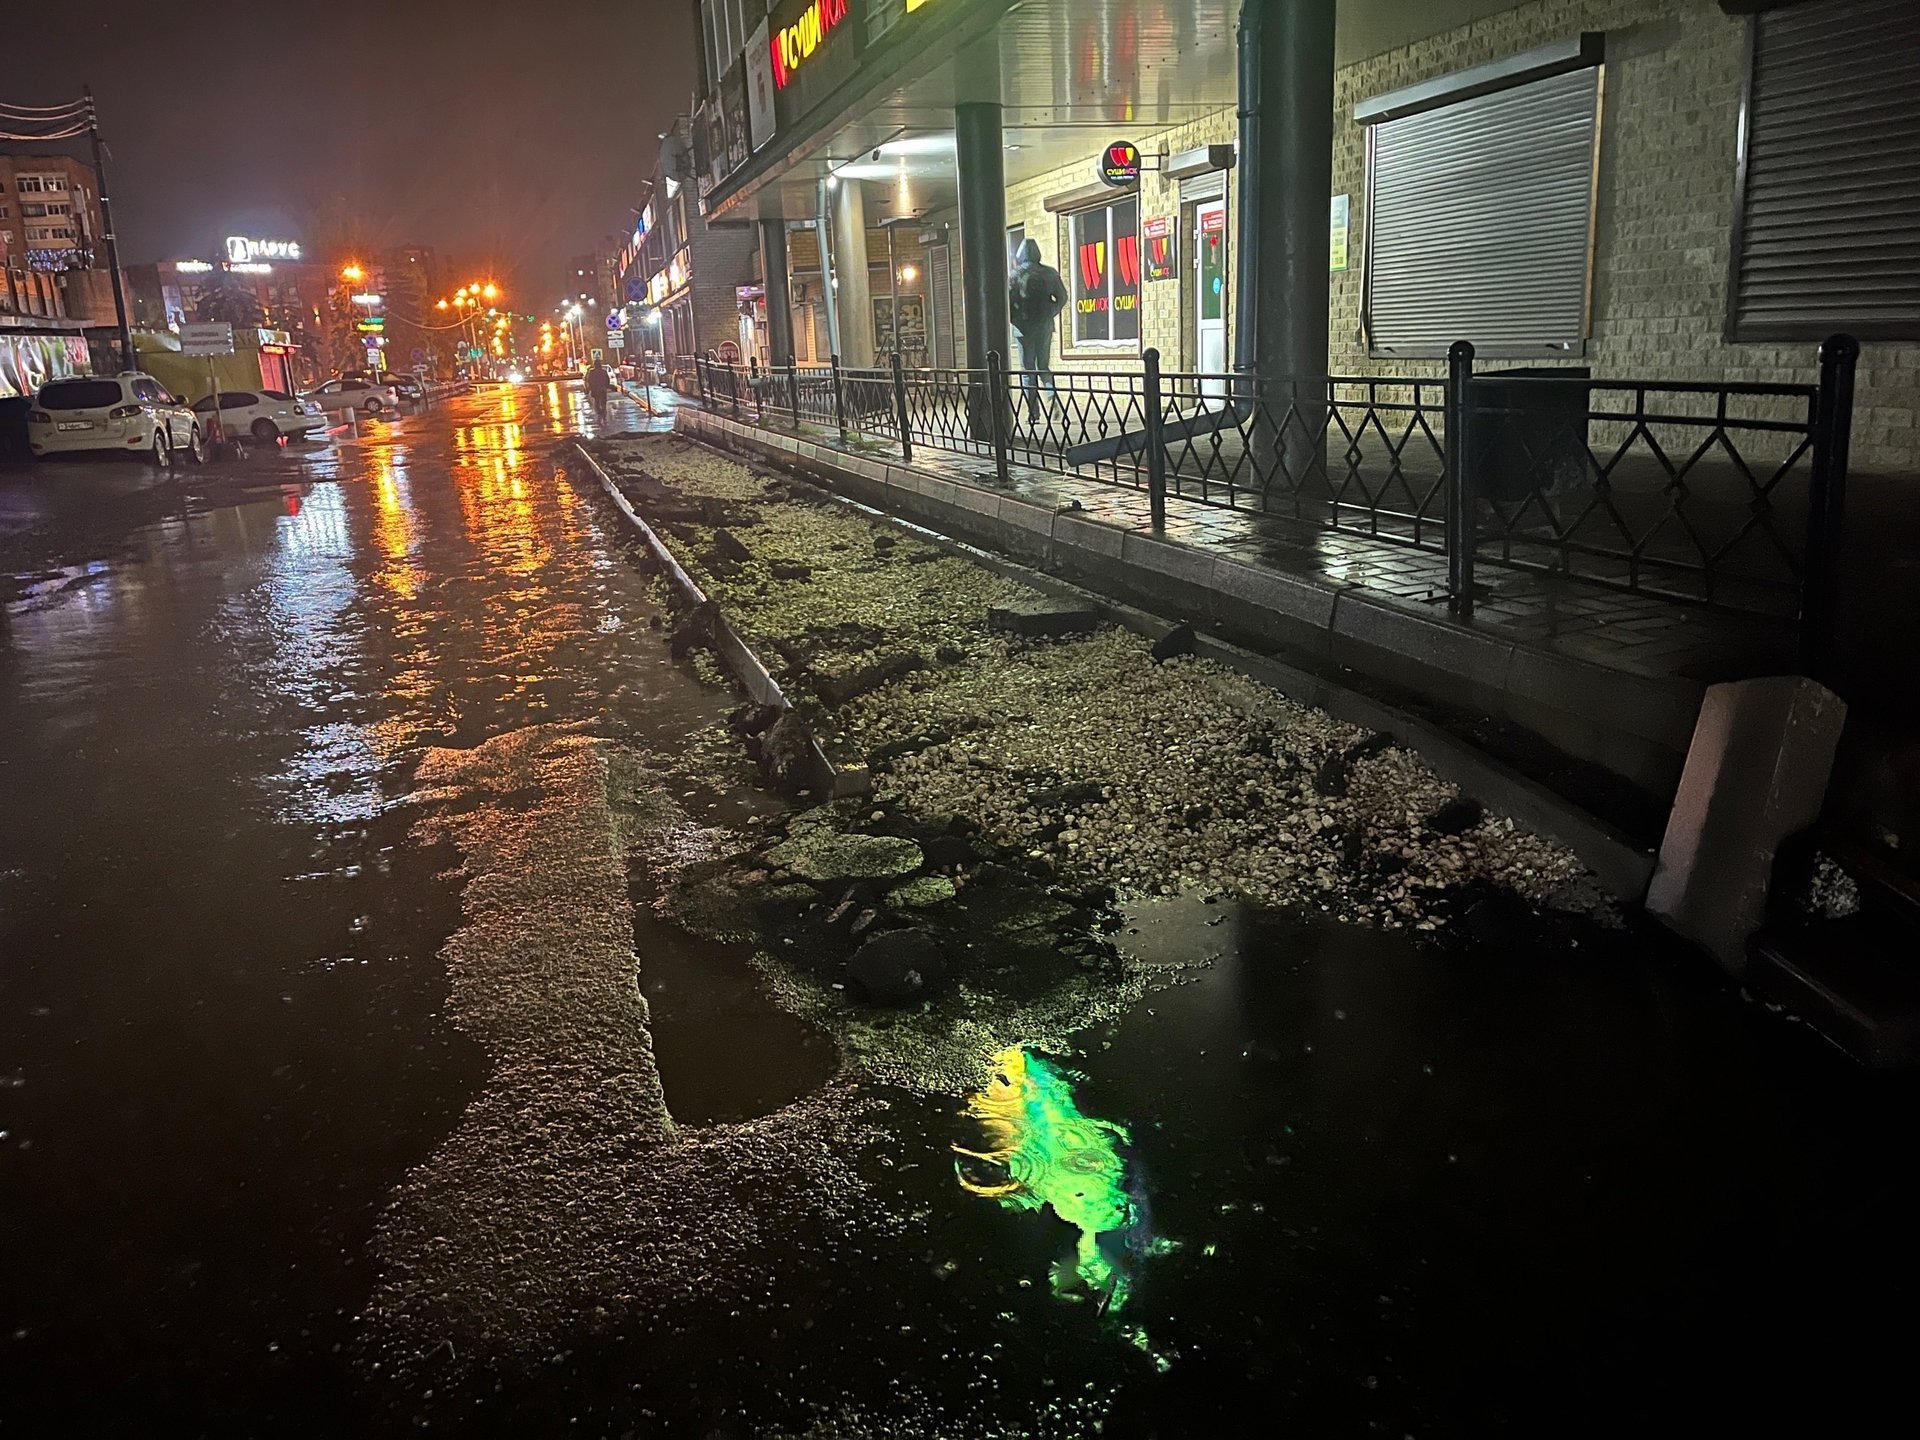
108,403,142,419
27,409,51,423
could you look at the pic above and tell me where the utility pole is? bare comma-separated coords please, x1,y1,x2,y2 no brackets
82,85,133,372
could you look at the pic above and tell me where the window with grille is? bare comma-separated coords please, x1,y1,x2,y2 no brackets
1728,0,1920,340
1063,198,1140,348
1360,42,1603,358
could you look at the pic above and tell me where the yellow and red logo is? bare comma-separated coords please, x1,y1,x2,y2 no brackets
772,0,850,90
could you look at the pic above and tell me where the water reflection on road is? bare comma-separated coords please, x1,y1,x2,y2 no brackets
0,381,708,1434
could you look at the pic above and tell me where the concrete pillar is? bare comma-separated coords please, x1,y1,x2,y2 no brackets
955,99,1009,373
760,219,794,367
830,177,875,367
1251,0,1334,398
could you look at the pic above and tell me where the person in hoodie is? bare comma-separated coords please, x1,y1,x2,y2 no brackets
1008,237,1069,423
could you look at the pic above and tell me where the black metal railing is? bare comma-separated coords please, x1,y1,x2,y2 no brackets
694,338,1857,648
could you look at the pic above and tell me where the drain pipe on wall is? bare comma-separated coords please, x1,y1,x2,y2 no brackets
816,178,841,360
1233,0,1262,386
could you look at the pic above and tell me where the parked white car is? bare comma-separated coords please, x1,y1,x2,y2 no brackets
27,372,207,465
189,388,327,442
302,377,401,416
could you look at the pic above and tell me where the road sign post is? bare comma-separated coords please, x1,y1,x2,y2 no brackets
179,323,235,444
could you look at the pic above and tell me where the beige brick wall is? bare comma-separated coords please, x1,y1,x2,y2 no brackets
999,0,1918,471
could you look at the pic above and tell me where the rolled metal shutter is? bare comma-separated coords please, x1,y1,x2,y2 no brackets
929,242,956,368
1731,0,1920,340
1365,65,1600,358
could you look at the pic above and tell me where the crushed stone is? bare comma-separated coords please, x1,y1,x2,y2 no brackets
367,724,887,1363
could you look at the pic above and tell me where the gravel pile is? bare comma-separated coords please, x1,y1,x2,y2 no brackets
598,435,1603,933
368,723,886,1362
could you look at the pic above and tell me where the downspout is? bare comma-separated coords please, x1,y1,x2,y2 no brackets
815,178,841,360
1233,0,1261,383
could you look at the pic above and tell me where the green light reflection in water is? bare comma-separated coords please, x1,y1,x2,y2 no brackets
954,1044,1158,1315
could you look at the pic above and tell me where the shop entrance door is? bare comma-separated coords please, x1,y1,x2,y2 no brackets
1195,199,1228,399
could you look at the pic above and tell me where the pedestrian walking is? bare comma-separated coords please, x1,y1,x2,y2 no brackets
1008,238,1069,426
585,359,612,422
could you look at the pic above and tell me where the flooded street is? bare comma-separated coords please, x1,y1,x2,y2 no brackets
3,384,1916,1437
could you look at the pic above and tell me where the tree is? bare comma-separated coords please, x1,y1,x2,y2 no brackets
195,283,264,327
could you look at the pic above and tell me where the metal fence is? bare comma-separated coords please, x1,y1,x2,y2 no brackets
694,337,1857,644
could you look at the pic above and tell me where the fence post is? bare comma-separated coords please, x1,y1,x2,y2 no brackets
1143,347,1168,531
729,363,741,419
697,359,708,405
1802,331,1858,681
986,350,1012,486
787,358,801,427
1444,339,1477,613
891,350,913,464
830,353,848,440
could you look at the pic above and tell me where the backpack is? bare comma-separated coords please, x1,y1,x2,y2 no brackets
1010,270,1045,331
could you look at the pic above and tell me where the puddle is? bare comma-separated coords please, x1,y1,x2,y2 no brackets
630,898,840,1125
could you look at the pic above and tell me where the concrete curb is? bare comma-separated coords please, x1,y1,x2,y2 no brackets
672,408,1664,902
567,440,840,793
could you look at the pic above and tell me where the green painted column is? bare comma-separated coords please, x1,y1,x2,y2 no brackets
955,99,1009,373
1251,0,1335,398
759,219,794,367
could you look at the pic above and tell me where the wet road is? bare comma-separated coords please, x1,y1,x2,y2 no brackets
3,383,1918,1437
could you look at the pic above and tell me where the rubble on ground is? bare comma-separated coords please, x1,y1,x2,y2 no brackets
593,434,1604,936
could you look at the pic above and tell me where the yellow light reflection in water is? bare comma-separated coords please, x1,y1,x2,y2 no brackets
369,450,422,600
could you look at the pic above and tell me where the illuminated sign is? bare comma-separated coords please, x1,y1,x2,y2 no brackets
174,259,214,273
225,236,301,263
228,262,273,274
351,293,383,306
771,0,849,90
1143,214,1177,282
1100,140,1142,188
906,0,934,10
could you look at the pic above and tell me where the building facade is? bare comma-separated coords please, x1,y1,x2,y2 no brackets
614,117,761,385
0,152,117,331
684,0,1919,471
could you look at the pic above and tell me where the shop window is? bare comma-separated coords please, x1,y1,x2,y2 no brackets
1360,42,1602,358
1729,0,1920,341
1065,197,1140,349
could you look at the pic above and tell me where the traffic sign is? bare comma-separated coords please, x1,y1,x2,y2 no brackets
179,322,235,356
608,332,624,349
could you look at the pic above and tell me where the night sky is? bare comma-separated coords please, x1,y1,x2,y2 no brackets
7,0,694,301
